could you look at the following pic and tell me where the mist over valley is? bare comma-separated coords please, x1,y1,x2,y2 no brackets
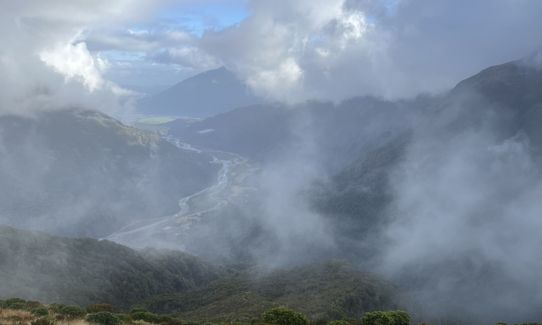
1,1,542,325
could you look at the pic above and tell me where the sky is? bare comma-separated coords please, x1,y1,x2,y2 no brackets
85,0,250,94
1,0,542,113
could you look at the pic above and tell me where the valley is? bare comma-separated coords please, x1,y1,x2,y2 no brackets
1,1,542,322
106,136,259,253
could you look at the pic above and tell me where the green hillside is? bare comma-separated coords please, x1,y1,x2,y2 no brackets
0,226,219,308
0,226,397,322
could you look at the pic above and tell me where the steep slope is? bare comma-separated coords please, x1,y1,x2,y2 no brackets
450,58,542,152
160,59,542,270
0,226,219,308
360,59,542,324
311,136,410,257
138,67,263,118
319,58,542,229
452,58,542,109
0,108,218,237
260,59,542,280
0,226,398,320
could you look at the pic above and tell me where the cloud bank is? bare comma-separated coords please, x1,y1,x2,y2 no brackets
198,0,542,102
6,0,542,105
0,0,163,116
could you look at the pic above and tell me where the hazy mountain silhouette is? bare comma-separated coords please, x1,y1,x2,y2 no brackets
138,67,263,118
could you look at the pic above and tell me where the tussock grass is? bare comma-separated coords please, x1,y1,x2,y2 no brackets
0,307,156,325
55,320,90,325
0,308,34,324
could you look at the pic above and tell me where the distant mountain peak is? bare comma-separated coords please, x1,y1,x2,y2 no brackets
137,67,263,118
451,57,542,108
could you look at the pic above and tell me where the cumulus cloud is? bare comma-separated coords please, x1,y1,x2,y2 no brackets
198,0,372,102
8,0,542,108
85,27,194,53
0,0,163,116
40,40,108,92
83,22,222,93
151,46,219,70
192,0,542,102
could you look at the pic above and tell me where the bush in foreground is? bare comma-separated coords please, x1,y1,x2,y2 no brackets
262,307,308,325
52,305,86,319
0,298,46,312
361,310,410,325
86,311,120,325
3,298,27,310
31,307,49,317
130,310,163,323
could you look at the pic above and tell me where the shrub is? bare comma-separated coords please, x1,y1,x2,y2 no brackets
55,305,86,319
49,304,66,313
31,307,49,317
87,304,114,313
7,302,26,310
4,298,27,309
262,307,308,325
86,312,120,325
361,310,410,325
25,301,43,309
131,310,163,323
115,313,132,323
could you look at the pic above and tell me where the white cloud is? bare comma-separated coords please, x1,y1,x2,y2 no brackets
0,0,165,116
40,41,106,92
194,0,542,102
4,0,542,109
245,58,304,101
339,11,367,44
151,45,220,70
199,0,373,102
